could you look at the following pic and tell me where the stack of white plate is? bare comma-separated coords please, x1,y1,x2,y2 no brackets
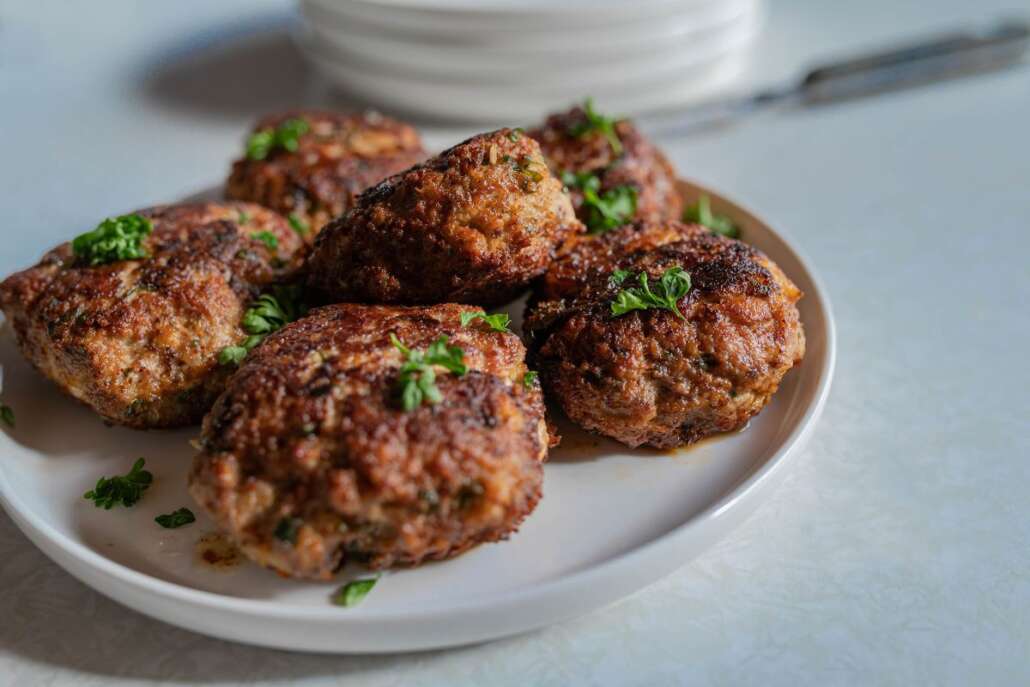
296,0,764,122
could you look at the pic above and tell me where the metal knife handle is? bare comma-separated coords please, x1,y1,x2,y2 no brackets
800,20,1030,103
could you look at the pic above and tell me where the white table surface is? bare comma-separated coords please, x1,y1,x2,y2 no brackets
2,1,1028,684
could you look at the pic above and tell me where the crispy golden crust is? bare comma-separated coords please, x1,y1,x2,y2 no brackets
189,303,548,579
305,128,584,307
0,202,305,428
226,110,426,237
529,106,683,225
524,221,805,449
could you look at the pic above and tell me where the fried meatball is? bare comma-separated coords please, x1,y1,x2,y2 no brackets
0,202,305,428
189,303,547,579
305,128,583,307
529,104,682,229
524,221,805,449
226,110,426,238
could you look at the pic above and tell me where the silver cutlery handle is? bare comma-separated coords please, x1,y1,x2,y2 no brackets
800,20,1030,103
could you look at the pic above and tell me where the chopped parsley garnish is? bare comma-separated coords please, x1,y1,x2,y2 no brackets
246,118,310,161
522,371,538,389
217,345,249,366
562,171,636,234
507,128,523,142
83,458,153,509
460,310,511,333
390,334,467,412
72,214,153,266
274,517,301,544
0,404,13,428
683,195,740,238
237,210,250,225
287,214,309,237
568,98,623,156
518,157,546,182
332,577,379,607
609,268,631,287
219,286,306,366
155,507,195,529
251,230,279,251
610,267,692,320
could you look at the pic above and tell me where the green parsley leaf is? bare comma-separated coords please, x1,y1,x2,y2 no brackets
237,210,250,225
218,346,248,366
506,155,546,186
507,128,523,142
561,171,636,234
0,403,14,428
332,577,379,607
220,286,306,366
246,130,275,161
567,98,623,156
155,507,195,529
390,334,467,411
72,214,153,266
246,118,310,161
251,230,279,251
609,269,631,287
683,195,740,238
459,310,511,333
610,267,692,320
287,214,310,237
83,458,153,509
274,517,301,544
522,371,538,389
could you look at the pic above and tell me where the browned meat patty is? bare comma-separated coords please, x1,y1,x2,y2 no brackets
189,303,548,579
0,202,305,428
226,110,426,238
305,128,583,307
524,221,805,449
529,102,683,232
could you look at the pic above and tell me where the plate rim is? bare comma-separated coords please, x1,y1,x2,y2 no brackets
0,178,836,647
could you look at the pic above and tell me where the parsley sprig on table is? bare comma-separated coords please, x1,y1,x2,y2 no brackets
610,267,692,320
155,507,195,529
83,458,153,509
561,171,637,234
460,310,511,333
390,334,467,411
567,98,623,156
683,195,740,239
246,118,310,161
72,214,153,266
332,577,379,607
219,286,306,366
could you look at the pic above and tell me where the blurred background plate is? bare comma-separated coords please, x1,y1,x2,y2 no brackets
297,0,765,120
301,0,756,49
300,22,761,118
303,0,759,78
304,0,732,34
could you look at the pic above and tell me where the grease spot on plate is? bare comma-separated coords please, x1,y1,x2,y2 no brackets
195,531,242,571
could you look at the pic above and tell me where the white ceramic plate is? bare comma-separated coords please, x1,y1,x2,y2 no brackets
304,0,733,35
0,180,835,653
301,0,759,81
300,27,757,121
301,0,758,55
